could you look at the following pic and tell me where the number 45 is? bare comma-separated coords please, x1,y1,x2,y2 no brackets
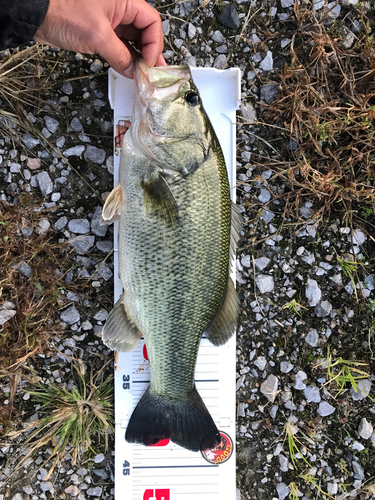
123,460,130,476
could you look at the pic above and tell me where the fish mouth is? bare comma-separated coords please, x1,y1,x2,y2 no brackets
129,59,192,156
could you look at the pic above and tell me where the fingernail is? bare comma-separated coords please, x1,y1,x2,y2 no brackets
124,63,134,79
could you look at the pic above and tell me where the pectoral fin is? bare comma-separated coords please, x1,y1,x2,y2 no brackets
204,278,239,346
102,294,142,352
100,184,123,225
141,173,179,225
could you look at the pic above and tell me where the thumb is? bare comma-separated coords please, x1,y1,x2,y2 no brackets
98,27,134,77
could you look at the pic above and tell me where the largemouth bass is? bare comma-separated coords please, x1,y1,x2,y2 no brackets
101,59,241,452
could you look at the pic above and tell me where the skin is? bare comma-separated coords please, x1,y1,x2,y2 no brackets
34,0,166,77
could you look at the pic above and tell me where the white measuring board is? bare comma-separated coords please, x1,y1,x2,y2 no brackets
108,66,241,500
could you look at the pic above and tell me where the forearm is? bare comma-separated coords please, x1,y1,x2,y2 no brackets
0,0,49,50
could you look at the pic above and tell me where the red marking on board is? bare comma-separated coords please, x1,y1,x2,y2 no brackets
143,489,170,500
143,344,148,361
148,437,170,447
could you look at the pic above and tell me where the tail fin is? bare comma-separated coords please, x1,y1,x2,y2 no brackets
125,386,221,452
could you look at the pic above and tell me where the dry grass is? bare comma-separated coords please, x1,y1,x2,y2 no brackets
3,361,114,481
0,194,74,376
248,3,375,221
0,44,57,114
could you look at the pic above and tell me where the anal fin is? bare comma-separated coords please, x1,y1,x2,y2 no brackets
100,183,122,225
102,294,142,352
204,278,239,346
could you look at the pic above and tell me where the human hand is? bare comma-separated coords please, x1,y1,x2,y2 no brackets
34,0,165,77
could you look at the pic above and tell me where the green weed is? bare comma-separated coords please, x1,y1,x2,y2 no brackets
325,346,374,402
7,361,114,480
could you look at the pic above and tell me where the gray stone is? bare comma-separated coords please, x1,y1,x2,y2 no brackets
96,262,113,281
301,251,315,265
255,274,274,293
60,305,80,325
91,206,108,237
56,136,65,148
258,189,271,203
260,374,278,402
10,162,21,173
304,386,321,403
351,379,372,401
51,192,61,202
22,134,40,149
241,103,257,123
93,468,109,480
93,98,107,107
90,59,103,73
327,1,341,18
279,454,289,472
94,452,105,463
314,300,332,317
352,461,365,480
54,216,68,231
241,255,251,268
260,51,273,71
317,401,335,417
68,219,90,234
22,486,33,495
44,116,59,134
188,23,196,39
106,155,114,174
62,81,73,95
36,219,50,234
37,171,53,197
218,5,240,30
276,482,289,500
350,229,367,246
65,485,81,496
260,84,279,104
305,279,321,306
214,55,227,69
16,261,33,278
64,145,85,157
261,210,274,223
11,494,24,500
70,117,83,132
280,361,293,373
93,310,109,322
364,275,374,291
358,418,373,440
312,0,325,9
305,329,319,347
211,30,225,43
236,488,241,500
69,235,95,253
295,371,307,390
327,483,338,495
281,0,294,6
254,257,270,271
84,145,106,164
254,356,267,371
40,482,54,493
96,240,113,253
216,44,227,54
162,19,170,35
87,486,103,497
0,309,17,326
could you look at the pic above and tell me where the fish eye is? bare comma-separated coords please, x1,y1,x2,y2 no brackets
185,91,200,106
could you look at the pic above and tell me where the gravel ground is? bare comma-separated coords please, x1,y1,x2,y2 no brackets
1,0,375,499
